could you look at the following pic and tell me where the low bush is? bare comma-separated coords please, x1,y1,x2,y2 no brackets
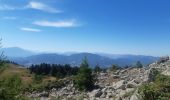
0,75,28,100
139,72,170,100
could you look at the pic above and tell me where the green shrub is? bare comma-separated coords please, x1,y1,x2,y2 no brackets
110,64,120,72
148,68,160,82
0,75,28,100
135,61,143,68
33,74,43,84
74,58,95,91
94,64,102,73
139,84,159,100
139,73,170,100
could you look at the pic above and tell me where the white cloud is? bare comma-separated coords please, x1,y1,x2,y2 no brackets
33,20,78,28
21,27,42,32
0,2,61,13
27,1,61,13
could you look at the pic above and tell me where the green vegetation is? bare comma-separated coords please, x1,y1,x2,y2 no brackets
33,74,43,84
0,63,58,97
29,63,79,78
148,68,160,82
109,64,120,71
0,40,93,99
123,89,136,98
139,69,170,100
0,58,95,98
27,63,81,92
94,64,102,73
0,75,25,100
0,64,6,73
135,61,143,68
0,45,28,99
0,65,29,100
74,58,95,91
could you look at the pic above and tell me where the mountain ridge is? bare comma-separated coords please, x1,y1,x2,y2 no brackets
1,47,36,57
2,47,159,67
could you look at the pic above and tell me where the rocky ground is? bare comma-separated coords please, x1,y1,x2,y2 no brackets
28,56,170,100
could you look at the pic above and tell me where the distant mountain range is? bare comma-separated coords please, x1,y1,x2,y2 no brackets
2,47,36,57
2,47,160,67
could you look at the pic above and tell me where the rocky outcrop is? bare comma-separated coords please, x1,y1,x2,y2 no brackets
28,68,146,100
147,56,170,81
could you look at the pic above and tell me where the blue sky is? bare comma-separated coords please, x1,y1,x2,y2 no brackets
0,0,170,56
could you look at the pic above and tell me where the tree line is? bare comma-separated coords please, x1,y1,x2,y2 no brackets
29,63,79,78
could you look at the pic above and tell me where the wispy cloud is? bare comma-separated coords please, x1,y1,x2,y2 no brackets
21,27,42,32
3,17,17,20
0,1,61,13
0,4,16,10
33,20,78,28
27,1,61,13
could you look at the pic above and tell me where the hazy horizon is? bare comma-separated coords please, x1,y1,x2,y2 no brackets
1,46,162,57
1,0,170,56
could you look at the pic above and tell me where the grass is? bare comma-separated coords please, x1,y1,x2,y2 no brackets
0,64,33,85
0,63,59,92
0,63,70,100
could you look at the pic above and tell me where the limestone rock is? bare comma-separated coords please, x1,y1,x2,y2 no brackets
89,89,102,98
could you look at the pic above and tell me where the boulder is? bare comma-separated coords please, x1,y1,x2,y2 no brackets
133,79,141,84
106,92,113,99
111,75,120,79
89,89,102,98
127,83,136,88
39,91,49,97
100,92,107,98
113,80,125,89
101,87,107,92
119,85,126,90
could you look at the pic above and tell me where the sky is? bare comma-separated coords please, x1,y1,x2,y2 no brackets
0,0,170,56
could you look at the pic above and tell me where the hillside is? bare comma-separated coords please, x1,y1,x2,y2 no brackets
25,57,170,100
0,63,57,89
1,57,170,100
0,64,32,84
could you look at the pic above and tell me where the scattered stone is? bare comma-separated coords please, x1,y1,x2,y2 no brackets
127,83,136,88
100,92,106,98
119,85,126,90
89,89,102,98
39,91,49,97
134,79,141,84
106,92,113,98
28,58,170,100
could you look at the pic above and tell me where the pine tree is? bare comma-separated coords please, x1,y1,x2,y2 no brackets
74,58,95,91
136,61,143,68
94,64,101,73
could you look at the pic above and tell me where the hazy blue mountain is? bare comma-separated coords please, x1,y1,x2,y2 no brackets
95,53,126,59
3,47,159,67
98,53,160,64
9,54,67,66
2,47,36,57
9,53,114,67
9,53,159,67
97,53,158,59
68,53,115,67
